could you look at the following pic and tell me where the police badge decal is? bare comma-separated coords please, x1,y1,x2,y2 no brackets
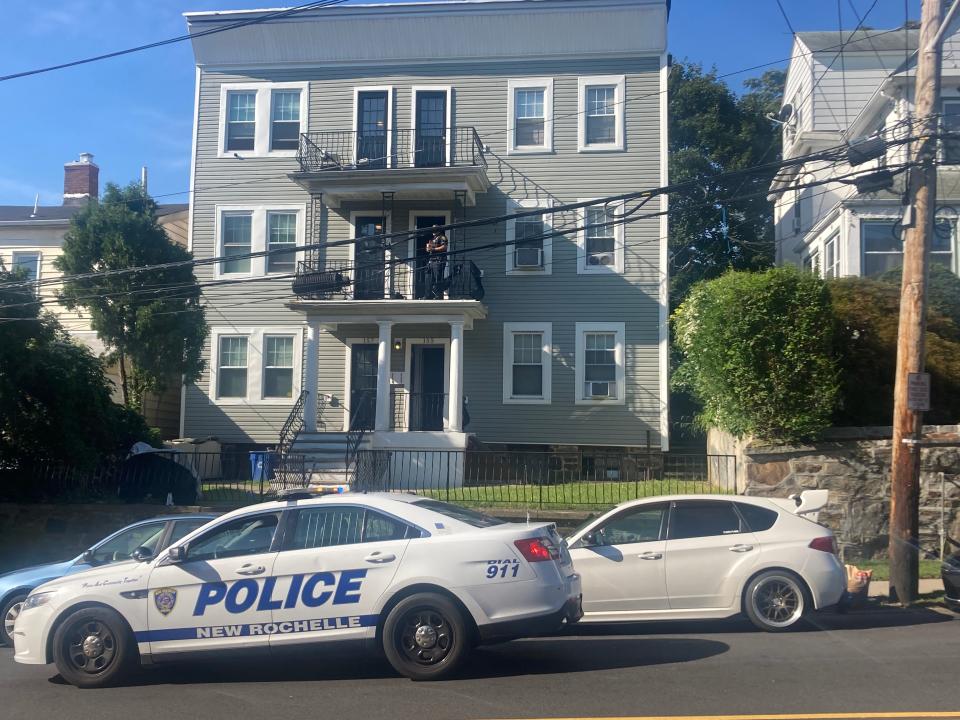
154,588,177,616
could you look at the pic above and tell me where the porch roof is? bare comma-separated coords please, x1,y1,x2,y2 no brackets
285,299,487,328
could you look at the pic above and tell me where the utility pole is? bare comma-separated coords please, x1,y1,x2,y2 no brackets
889,0,946,605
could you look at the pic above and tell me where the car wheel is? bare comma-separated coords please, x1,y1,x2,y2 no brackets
52,607,137,688
1,593,28,647
744,570,809,632
382,593,469,680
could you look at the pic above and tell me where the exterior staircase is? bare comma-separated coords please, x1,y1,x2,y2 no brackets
287,431,372,486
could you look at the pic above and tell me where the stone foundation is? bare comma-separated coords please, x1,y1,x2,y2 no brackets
708,426,960,560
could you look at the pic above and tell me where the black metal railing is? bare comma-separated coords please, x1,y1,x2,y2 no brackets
297,128,486,173
292,258,484,301
390,390,448,431
351,450,738,508
278,390,307,458
345,391,375,483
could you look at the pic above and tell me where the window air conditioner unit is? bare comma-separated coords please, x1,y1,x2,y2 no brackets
514,247,543,268
588,382,611,398
587,252,615,267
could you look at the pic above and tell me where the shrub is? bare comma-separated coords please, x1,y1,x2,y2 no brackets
673,267,838,441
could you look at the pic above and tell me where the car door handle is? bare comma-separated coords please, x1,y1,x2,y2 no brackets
728,544,754,553
364,552,396,564
235,564,266,575
638,551,663,560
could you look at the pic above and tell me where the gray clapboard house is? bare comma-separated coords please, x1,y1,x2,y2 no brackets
181,0,669,479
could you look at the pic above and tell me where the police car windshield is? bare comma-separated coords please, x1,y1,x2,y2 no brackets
412,499,505,528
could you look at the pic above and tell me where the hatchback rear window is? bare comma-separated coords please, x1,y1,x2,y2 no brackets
412,499,505,528
735,502,779,532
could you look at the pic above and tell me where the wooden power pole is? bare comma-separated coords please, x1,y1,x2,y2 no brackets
889,0,945,605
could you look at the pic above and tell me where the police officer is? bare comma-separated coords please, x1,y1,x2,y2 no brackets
425,227,448,299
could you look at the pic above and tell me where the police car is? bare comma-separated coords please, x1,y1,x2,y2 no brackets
12,493,581,687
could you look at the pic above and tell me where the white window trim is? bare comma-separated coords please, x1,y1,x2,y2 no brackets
502,322,552,405
261,334,298,400
506,198,553,275
348,210,393,300
410,85,453,167
352,86,394,168
823,232,840,278
11,250,42,283
343,337,379,432
575,322,626,406
218,82,309,158
214,204,306,280
208,327,303,405
578,75,626,153
507,77,554,154
577,198,625,274
402,338,452,429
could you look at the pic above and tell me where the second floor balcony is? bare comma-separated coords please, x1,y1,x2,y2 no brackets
290,127,490,207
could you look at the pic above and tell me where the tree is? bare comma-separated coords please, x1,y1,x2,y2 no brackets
0,267,154,466
669,63,786,308
56,183,207,407
672,267,838,442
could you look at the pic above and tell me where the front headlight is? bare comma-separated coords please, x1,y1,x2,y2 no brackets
22,591,57,611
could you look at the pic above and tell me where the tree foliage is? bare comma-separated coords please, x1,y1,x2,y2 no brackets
669,63,785,308
0,268,154,466
829,273,960,426
672,267,839,442
56,183,207,407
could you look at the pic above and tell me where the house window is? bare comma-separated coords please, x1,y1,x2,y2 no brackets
266,212,297,274
575,322,625,404
578,76,625,151
861,219,953,276
226,91,256,151
506,199,552,274
823,233,840,278
502,322,552,404
217,336,248,398
221,213,253,275
942,100,960,164
578,201,624,273
507,78,553,153
270,90,301,151
793,188,802,234
263,335,295,398
11,252,40,293
804,249,820,274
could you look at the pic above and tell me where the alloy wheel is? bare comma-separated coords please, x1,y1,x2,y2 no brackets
751,575,804,628
3,601,22,640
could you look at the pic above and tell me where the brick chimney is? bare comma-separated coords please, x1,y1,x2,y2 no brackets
63,152,99,206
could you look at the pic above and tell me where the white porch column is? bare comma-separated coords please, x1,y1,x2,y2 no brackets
375,320,393,432
303,321,320,432
448,320,465,432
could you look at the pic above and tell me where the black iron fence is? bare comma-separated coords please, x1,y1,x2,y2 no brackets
297,127,486,173
391,391,448,431
353,449,738,509
292,257,484,301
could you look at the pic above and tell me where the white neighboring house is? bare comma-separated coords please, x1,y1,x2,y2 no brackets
771,25,960,278
0,153,189,438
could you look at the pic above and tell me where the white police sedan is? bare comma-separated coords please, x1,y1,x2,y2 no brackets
12,493,581,687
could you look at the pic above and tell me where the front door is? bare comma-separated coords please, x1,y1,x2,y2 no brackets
415,92,447,167
350,344,378,431
145,512,281,654
356,91,388,169
664,500,760,610
570,502,670,618
411,346,445,431
413,215,446,299
354,216,385,299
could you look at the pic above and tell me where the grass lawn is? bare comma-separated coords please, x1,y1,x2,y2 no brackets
421,479,731,510
851,559,944,581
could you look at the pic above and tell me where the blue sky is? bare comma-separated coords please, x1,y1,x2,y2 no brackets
0,0,921,206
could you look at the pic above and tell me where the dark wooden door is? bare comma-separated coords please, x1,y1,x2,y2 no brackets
412,346,445,431
415,91,447,167
350,344,377,431
357,91,388,169
354,215,385,299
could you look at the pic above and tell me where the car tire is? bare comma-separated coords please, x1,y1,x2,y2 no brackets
743,569,810,632
1,593,29,647
52,606,137,688
382,592,469,680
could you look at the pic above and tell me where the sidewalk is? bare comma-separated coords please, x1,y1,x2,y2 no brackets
867,578,943,597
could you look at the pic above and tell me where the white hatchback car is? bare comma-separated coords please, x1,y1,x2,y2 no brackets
567,492,845,631
13,493,581,687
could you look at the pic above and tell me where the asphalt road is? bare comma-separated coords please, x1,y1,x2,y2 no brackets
1,608,958,720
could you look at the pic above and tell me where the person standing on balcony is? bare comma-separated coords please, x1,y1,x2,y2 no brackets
426,227,448,299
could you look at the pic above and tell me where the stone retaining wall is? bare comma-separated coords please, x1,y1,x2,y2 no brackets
708,426,960,560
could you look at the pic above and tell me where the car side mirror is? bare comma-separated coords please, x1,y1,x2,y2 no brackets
131,546,154,563
581,531,603,547
167,545,187,563
81,549,96,564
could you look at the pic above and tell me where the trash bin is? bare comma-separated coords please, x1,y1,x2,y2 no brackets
249,451,275,485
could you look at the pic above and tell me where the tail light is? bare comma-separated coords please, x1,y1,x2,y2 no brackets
514,537,558,562
809,536,838,555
